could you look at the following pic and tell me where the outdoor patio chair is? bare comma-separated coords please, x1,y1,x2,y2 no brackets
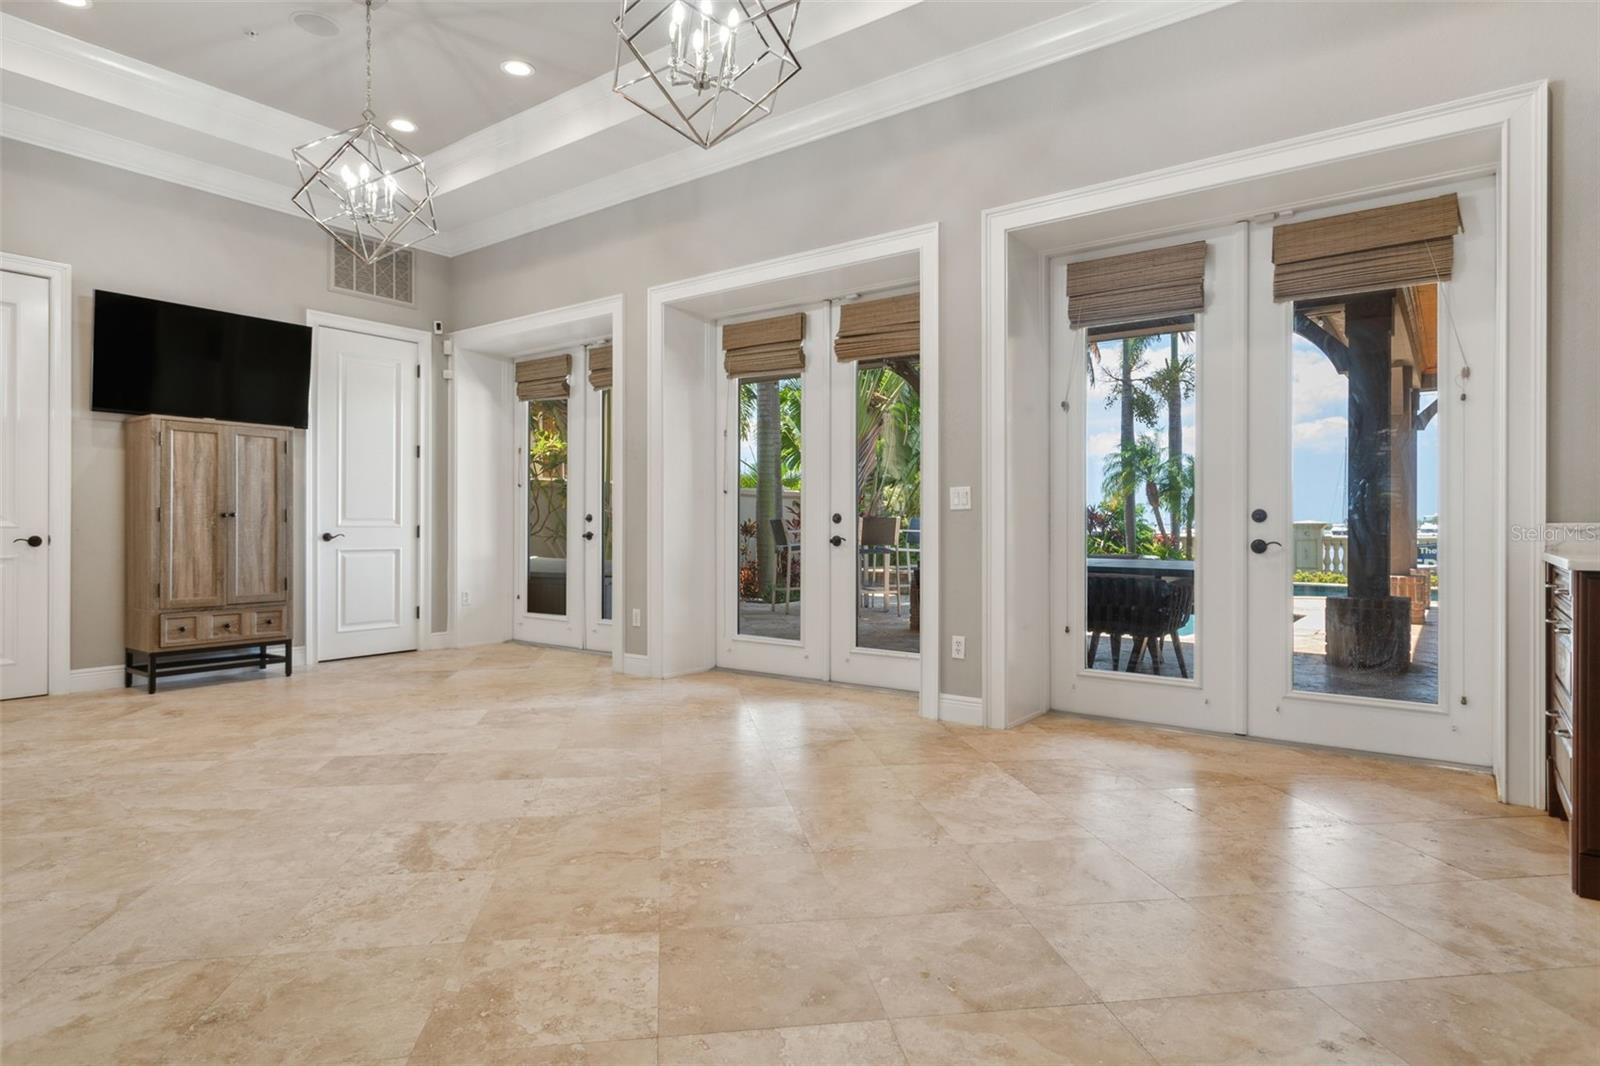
768,517,798,613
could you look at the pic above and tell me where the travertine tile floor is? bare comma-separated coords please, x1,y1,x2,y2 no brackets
3,643,1596,1064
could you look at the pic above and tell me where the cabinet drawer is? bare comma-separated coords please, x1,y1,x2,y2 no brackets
1552,630,1574,699
249,608,286,638
160,615,200,647
207,612,244,640
1552,726,1574,815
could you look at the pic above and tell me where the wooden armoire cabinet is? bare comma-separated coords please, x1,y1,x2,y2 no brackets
1546,547,1600,898
124,416,294,691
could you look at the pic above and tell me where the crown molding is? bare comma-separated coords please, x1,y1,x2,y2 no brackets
434,0,1236,255
1,103,300,218
0,11,328,158
0,0,1236,257
424,0,924,195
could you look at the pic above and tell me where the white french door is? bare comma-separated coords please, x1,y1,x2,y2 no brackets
0,270,51,699
716,302,922,691
313,324,420,661
1243,179,1498,764
1050,226,1247,732
513,347,612,652
1048,179,1499,765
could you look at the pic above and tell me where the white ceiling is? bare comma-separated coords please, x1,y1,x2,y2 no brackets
0,0,1236,255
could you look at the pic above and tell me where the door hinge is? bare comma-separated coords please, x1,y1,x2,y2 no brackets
155,505,161,523
415,445,421,458
415,524,421,539
416,364,421,379
283,577,288,591
155,581,161,599
283,507,288,522
283,440,288,454
415,606,421,619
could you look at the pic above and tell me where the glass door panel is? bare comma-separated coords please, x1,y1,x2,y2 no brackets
1244,179,1497,764
736,374,803,643
526,397,569,617
852,360,921,656
514,348,586,649
584,383,614,652
1050,227,1246,733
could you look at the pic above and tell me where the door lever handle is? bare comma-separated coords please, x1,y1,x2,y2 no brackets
1250,539,1283,554
582,531,595,541
12,535,43,547
830,535,846,547
321,532,345,542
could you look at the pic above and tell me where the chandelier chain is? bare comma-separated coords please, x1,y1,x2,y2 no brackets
363,0,374,119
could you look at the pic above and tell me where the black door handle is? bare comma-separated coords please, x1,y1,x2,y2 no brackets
585,513,594,522
830,535,845,547
832,513,843,524
1250,539,1283,554
582,531,595,541
321,532,345,542
12,535,43,547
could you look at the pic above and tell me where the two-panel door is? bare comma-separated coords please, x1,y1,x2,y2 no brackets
226,424,292,605
157,419,289,613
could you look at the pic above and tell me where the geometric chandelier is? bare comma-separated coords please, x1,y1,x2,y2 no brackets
613,0,802,150
292,0,437,264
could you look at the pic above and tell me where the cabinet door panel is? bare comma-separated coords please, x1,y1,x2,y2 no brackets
228,427,290,604
161,422,226,609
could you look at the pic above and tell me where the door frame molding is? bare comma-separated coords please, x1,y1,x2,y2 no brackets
980,83,1548,803
446,294,626,675
0,252,72,695
303,310,434,666
646,223,941,721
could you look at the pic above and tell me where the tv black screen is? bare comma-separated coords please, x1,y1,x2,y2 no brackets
92,291,313,428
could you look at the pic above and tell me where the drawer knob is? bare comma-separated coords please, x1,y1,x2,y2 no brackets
177,625,186,633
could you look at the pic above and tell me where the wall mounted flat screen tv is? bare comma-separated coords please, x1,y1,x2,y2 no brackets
92,291,313,428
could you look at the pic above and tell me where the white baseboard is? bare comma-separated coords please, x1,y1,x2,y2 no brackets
622,653,657,678
68,645,308,693
938,692,985,727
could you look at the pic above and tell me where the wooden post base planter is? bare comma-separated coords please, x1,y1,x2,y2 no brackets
124,641,292,694
1325,595,1412,672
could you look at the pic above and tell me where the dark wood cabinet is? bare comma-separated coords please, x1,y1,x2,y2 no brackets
1545,554,1599,899
124,416,293,691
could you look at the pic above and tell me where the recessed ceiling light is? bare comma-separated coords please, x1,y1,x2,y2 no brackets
500,58,535,78
57,0,92,8
292,10,340,37
387,117,417,134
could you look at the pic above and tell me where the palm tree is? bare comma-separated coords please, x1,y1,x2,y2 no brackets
1143,333,1196,555
1101,437,1167,550
1090,336,1161,550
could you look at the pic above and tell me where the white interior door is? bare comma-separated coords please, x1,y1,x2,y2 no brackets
1244,179,1498,764
828,300,920,692
716,308,829,680
1050,226,1248,731
583,378,614,652
0,270,51,699
514,348,585,648
314,324,419,661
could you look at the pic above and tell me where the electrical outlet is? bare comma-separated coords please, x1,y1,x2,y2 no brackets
632,608,642,627
949,486,972,511
461,591,471,607
951,634,966,660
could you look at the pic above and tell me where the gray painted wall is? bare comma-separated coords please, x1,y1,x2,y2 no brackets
0,140,454,669
447,0,1600,697
2,1,1595,692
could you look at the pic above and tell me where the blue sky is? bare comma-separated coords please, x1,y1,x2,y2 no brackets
1081,332,1439,528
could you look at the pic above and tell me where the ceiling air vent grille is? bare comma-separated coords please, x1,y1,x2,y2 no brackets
330,239,415,306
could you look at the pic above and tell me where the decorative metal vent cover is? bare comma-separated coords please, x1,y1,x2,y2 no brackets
331,238,414,305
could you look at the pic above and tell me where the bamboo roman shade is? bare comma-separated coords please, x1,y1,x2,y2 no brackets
587,344,613,390
835,293,919,363
723,312,806,380
515,353,571,402
1271,193,1461,302
1066,241,1207,329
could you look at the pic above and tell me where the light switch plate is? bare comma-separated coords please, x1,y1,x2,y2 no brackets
949,486,972,511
